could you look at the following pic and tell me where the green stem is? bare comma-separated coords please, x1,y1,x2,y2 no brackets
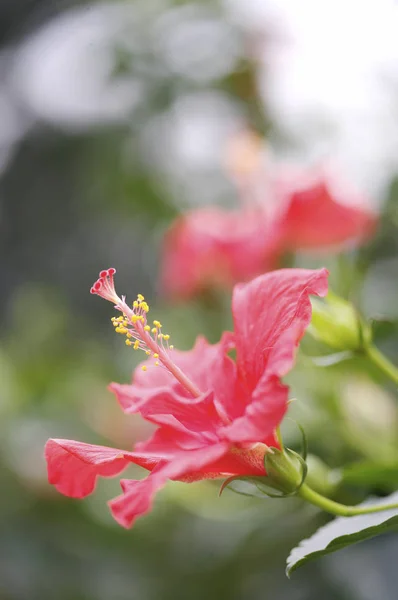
276,426,283,447
365,344,398,385
298,483,398,517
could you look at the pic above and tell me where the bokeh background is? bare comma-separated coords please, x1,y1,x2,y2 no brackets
2,0,398,598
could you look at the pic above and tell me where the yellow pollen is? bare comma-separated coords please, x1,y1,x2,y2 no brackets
126,332,132,338
158,333,163,339
134,340,140,350
154,361,159,366
151,327,157,334
144,325,150,331
153,353,159,358
137,294,144,301
153,320,161,328
133,301,139,308
145,350,151,355
141,365,147,371
163,334,170,341
125,339,132,346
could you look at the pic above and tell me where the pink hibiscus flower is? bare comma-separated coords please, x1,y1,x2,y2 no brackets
45,266,328,528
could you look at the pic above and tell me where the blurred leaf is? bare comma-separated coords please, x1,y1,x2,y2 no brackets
370,316,398,342
342,461,398,490
286,491,398,576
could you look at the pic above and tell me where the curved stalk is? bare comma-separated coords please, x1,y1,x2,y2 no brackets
365,344,398,385
298,483,398,517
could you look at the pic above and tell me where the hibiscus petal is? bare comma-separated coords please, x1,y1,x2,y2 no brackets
109,443,229,528
161,208,276,300
232,268,328,391
280,180,377,250
135,420,205,454
110,335,238,423
45,439,162,498
220,377,288,444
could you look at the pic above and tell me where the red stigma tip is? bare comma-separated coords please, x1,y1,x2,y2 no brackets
90,268,119,303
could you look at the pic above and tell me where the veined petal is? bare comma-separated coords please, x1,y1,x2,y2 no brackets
45,439,162,498
138,391,224,436
109,443,229,528
110,335,238,423
135,420,207,454
220,377,288,444
232,268,328,392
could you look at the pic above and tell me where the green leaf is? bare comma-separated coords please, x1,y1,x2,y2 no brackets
286,491,398,576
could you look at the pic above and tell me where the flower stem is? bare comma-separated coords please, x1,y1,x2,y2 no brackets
365,344,398,385
298,483,398,517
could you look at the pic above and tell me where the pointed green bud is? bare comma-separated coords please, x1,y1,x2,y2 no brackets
309,291,371,351
264,449,303,494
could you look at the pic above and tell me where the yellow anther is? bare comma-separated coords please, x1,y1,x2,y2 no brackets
154,361,159,366
170,345,174,350
134,340,140,350
141,365,147,371
158,333,163,339
153,320,161,328
144,325,150,331
126,332,132,339
145,350,151,355
153,353,159,358
163,334,170,341
131,315,139,323
125,339,132,346
133,300,139,308
151,327,157,334
137,294,144,301
141,302,149,313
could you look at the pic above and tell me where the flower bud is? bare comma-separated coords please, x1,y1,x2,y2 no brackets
309,291,371,351
264,449,303,494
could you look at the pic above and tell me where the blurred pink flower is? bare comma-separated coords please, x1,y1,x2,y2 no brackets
161,207,280,300
161,135,376,300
